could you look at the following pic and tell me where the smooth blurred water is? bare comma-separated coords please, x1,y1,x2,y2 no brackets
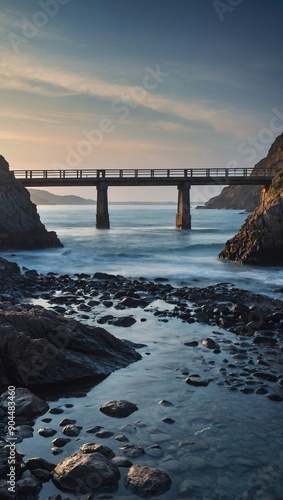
3,204,283,296
9,204,283,499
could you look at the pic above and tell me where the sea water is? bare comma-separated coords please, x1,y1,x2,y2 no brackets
4,205,283,499
3,204,283,295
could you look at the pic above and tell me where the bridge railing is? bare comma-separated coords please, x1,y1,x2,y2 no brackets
12,167,276,180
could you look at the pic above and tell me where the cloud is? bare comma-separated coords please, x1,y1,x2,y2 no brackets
0,52,258,138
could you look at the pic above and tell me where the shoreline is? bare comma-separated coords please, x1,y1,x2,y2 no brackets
0,257,283,499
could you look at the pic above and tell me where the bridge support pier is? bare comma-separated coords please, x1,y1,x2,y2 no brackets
96,182,110,229
176,183,191,229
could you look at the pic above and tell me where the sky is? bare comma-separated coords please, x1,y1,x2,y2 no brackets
0,0,283,202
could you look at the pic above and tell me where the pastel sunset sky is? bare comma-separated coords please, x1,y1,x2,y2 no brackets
1,0,283,201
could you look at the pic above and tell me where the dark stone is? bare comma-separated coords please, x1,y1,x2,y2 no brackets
38,427,57,438
0,306,141,388
80,443,115,459
0,388,49,420
202,338,220,351
52,438,71,447
62,425,81,437
185,376,210,387
25,457,56,472
52,453,120,493
184,341,199,347
119,445,145,458
158,400,174,407
125,465,171,497
112,316,136,327
266,394,283,402
99,400,138,418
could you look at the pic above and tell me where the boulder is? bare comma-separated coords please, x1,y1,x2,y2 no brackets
0,388,49,419
0,155,62,249
125,465,171,497
52,452,120,494
0,306,141,388
99,400,138,418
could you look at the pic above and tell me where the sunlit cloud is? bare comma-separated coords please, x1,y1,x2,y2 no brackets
0,53,256,138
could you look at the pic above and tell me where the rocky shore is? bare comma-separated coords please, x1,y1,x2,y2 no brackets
0,258,282,499
0,156,62,250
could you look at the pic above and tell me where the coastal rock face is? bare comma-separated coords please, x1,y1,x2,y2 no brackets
220,165,283,265
0,155,62,249
201,132,283,210
0,306,141,387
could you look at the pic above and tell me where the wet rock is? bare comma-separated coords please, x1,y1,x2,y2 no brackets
38,427,57,438
266,394,283,401
95,430,114,439
62,425,81,437
0,307,141,388
119,445,145,458
111,456,133,468
254,372,278,382
59,418,76,426
125,465,171,497
86,426,103,434
120,424,137,435
145,445,164,458
0,388,49,420
49,407,64,415
115,434,129,442
52,453,120,494
185,376,210,387
52,438,71,447
158,400,174,407
16,476,42,497
184,341,199,347
162,418,175,425
202,338,220,351
80,443,115,459
112,316,136,327
99,400,138,418
25,457,56,472
253,336,277,347
51,448,63,456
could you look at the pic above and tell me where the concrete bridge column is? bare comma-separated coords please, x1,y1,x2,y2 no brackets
176,183,191,229
96,182,110,229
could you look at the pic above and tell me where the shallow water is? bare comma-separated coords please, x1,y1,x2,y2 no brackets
3,205,283,498
16,302,283,499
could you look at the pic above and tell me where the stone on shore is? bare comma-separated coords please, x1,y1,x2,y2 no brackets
99,400,139,418
0,388,49,419
0,306,141,387
0,155,62,250
125,465,172,497
52,452,120,494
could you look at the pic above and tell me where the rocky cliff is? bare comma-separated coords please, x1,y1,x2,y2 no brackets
219,165,283,265
200,133,283,210
0,156,62,249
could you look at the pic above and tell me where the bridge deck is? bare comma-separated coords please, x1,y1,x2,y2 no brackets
13,167,275,187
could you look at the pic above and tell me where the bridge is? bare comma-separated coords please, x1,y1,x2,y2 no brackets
13,167,275,230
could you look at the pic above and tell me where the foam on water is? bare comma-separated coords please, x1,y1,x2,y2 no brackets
2,204,283,296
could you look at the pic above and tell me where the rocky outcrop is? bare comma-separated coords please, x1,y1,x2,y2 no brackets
199,133,283,210
219,165,283,265
0,306,141,388
0,156,62,249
